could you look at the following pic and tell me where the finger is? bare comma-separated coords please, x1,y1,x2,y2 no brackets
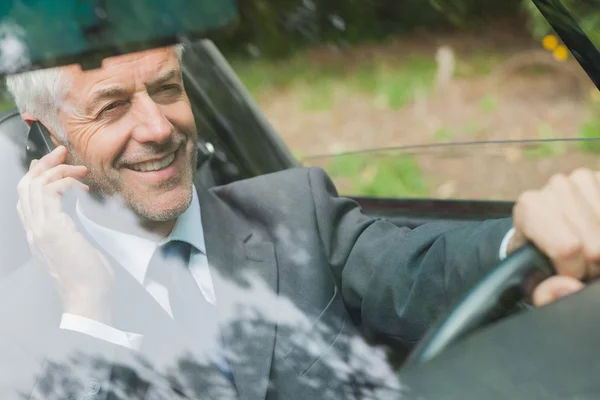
568,170,600,277
16,174,33,230
514,188,586,279
571,169,600,221
17,201,40,258
15,201,29,233
29,165,88,225
532,275,584,307
42,177,88,217
18,149,68,223
40,165,89,184
552,175,600,276
539,177,589,279
28,146,67,178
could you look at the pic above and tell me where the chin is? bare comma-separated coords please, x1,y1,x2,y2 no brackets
132,184,193,222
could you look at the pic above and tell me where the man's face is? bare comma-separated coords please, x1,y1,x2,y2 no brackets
58,47,197,222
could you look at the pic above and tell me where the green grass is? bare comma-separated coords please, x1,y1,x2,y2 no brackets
463,120,485,136
455,52,503,79
350,57,437,109
479,95,498,112
231,53,437,111
298,81,335,111
229,56,343,96
577,111,600,154
434,121,483,141
524,123,566,158
433,127,455,141
323,153,429,197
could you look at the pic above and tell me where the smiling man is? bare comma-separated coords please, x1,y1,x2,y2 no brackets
51,46,197,235
0,45,594,399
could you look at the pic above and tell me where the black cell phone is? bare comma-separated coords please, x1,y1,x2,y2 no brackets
26,121,55,161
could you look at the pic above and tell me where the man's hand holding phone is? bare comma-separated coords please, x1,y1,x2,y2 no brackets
16,146,114,324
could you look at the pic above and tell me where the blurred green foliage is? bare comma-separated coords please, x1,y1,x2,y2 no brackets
433,127,455,141
324,153,429,197
455,52,505,78
0,80,14,113
577,107,600,154
232,53,437,110
353,57,437,109
214,0,523,57
0,100,14,113
523,123,566,158
479,95,499,112
523,0,600,45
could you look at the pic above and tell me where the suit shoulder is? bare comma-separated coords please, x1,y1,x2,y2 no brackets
210,167,329,200
208,167,330,221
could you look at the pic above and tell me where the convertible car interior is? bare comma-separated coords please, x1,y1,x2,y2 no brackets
2,0,600,397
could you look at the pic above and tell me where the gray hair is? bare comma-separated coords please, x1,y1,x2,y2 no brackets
5,44,184,141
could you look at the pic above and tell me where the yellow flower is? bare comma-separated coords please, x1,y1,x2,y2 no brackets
553,45,569,61
542,34,559,50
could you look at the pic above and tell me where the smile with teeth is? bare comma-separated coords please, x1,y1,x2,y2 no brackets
129,153,176,172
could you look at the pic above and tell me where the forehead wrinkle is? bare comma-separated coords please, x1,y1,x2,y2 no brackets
66,49,180,117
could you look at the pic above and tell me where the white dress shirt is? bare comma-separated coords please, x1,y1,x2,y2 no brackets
60,186,515,349
60,187,216,349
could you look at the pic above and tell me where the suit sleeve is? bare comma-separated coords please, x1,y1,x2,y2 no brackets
306,167,513,345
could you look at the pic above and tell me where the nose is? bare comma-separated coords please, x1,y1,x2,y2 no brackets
131,93,173,144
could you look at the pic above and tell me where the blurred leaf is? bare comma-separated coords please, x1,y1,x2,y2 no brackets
523,123,566,158
325,153,429,197
479,95,498,112
577,110,600,154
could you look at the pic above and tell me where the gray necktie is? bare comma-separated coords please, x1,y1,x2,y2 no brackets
145,240,238,398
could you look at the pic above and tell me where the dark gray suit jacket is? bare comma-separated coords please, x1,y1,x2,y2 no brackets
0,167,511,400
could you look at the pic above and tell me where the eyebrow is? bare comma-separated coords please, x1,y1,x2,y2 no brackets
84,68,183,115
84,86,130,115
147,68,182,89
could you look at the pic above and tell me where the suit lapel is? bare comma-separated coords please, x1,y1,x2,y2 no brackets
198,185,279,400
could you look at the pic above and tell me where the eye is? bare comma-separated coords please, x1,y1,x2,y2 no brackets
158,84,180,93
151,84,183,103
100,100,128,116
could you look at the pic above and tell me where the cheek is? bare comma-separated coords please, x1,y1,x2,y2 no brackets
68,120,130,170
161,100,196,135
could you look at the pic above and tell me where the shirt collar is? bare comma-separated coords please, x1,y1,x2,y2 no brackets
76,186,205,282
160,186,205,253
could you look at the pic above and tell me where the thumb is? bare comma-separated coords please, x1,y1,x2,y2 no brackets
532,275,584,307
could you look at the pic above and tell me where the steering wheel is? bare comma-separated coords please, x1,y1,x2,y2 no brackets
403,243,554,369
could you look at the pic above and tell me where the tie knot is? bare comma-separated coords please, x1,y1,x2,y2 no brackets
162,239,191,257
146,240,192,285
160,240,191,252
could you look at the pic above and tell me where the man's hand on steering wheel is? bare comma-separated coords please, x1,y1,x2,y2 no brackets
509,168,600,306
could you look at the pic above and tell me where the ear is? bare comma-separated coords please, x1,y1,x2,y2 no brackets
21,112,62,148
21,112,36,127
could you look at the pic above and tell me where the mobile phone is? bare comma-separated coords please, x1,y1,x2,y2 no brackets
26,121,55,160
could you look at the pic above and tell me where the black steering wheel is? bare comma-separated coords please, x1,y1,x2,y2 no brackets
403,244,554,369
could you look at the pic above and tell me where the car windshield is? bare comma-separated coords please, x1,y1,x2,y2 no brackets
0,1,598,399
